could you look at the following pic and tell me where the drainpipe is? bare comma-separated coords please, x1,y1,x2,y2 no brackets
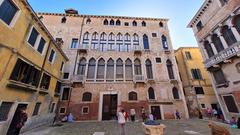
66,15,86,113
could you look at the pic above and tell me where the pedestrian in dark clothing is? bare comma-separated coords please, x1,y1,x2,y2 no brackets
175,110,181,119
237,117,240,129
7,106,28,135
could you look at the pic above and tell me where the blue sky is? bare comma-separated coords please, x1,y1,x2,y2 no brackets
28,0,204,49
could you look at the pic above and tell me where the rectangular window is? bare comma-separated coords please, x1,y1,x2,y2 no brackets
212,69,226,85
48,49,55,63
201,104,206,108
191,69,203,80
40,73,51,90
223,95,239,113
196,21,203,31
55,81,61,94
195,87,204,95
152,33,157,37
124,22,129,26
28,27,39,47
0,102,13,121
10,59,41,86
0,0,18,25
82,106,89,114
60,62,64,72
32,102,41,116
71,38,78,49
62,88,70,100
63,72,69,79
185,51,192,60
37,38,46,54
59,107,66,114
156,58,161,63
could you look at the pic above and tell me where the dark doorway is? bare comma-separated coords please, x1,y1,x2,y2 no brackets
151,106,161,120
7,103,28,135
211,104,218,110
102,94,118,120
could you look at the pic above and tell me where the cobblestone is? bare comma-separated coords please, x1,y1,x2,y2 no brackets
21,119,240,135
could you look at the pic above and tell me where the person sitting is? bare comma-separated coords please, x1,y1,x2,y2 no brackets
148,113,154,121
67,113,74,122
229,116,237,128
61,115,68,122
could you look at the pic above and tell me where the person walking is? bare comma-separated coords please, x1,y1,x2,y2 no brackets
7,106,28,135
118,109,126,135
141,107,146,122
130,108,136,122
175,110,181,119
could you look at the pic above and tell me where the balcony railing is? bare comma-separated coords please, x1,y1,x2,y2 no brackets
78,44,89,53
133,75,145,83
133,45,142,54
204,42,240,68
72,75,85,83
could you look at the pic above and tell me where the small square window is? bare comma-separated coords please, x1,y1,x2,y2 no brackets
124,22,129,26
82,106,89,114
156,58,161,63
71,38,78,49
152,33,157,37
196,21,203,31
63,73,69,79
59,107,66,114
185,51,192,60
201,104,205,108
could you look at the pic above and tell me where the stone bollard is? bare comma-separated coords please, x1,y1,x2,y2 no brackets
208,122,231,135
142,123,166,135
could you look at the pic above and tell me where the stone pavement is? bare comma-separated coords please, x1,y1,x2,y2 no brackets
21,119,240,135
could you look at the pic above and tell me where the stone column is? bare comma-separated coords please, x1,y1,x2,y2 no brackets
104,61,107,82
123,62,126,82
216,28,229,49
207,36,218,54
114,62,116,82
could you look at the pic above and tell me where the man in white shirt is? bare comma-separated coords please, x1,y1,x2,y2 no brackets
130,108,136,122
118,109,126,135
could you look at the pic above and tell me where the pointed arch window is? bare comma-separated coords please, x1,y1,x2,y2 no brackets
221,25,237,46
86,18,91,24
82,92,92,101
106,59,114,80
146,59,153,79
91,32,99,50
211,34,224,52
87,58,96,79
148,87,155,100
108,33,115,51
133,33,139,50
116,59,123,80
103,19,108,25
232,15,240,34
97,58,105,80
134,59,142,75
124,33,131,52
110,19,114,25
125,59,133,81
116,33,123,52
203,41,214,58
133,20,137,26
82,32,89,47
106,58,114,81
162,35,168,49
142,21,146,27
61,17,66,23
172,87,180,99
129,91,137,101
159,22,163,27
167,60,174,79
116,20,121,26
99,32,107,52
77,58,86,75
143,34,149,49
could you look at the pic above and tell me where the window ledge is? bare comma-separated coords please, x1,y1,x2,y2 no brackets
54,93,61,97
39,90,49,95
7,80,37,92
216,82,229,88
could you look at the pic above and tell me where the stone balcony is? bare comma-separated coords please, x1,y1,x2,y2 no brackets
204,42,240,68
72,75,85,84
133,75,145,83
78,44,89,53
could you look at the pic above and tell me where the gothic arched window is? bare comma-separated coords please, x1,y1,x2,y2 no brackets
82,92,92,101
162,35,168,49
211,34,224,52
172,87,180,99
106,58,114,80
87,58,96,79
232,15,240,34
77,58,86,75
124,33,131,52
103,19,108,25
116,58,123,79
99,32,107,52
134,59,142,75
108,33,115,51
146,59,153,79
91,32,99,50
133,20,137,26
129,91,137,101
221,25,237,46
143,34,149,49
148,87,155,100
97,58,105,79
125,59,133,80
166,59,174,79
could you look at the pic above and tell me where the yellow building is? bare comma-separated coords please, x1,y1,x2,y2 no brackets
175,47,218,117
0,0,68,134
